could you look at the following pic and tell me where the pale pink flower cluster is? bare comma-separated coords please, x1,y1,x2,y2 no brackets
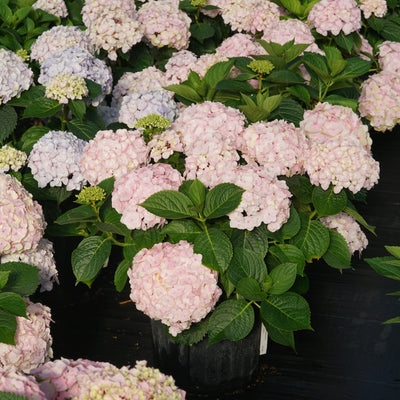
0,48,33,105
216,33,266,57
191,52,229,78
164,50,198,85
148,129,184,162
0,368,46,400
307,0,362,36
354,34,374,61
359,0,387,19
82,0,143,61
112,67,169,106
300,102,372,150
358,71,400,131
320,212,368,255
218,0,281,34
112,164,183,230
38,46,112,106
32,0,68,17
0,174,45,255
31,358,186,400
0,300,52,373
137,0,191,50
378,41,400,76
30,26,94,65
241,120,309,177
118,90,179,128
129,241,222,336
1,238,58,292
80,129,148,186
28,131,87,191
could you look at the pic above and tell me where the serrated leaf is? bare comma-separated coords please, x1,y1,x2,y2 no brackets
23,97,62,118
335,57,372,80
262,320,295,350
0,105,17,145
0,271,10,290
230,225,269,258
365,256,400,281
69,99,86,120
7,85,46,107
162,219,203,243
323,46,347,76
203,183,244,219
123,228,165,261
208,299,254,344
56,205,97,225
333,32,355,54
269,97,304,126
324,95,358,112
190,22,215,43
385,246,400,259
0,262,39,296
267,244,306,276
383,317,400,325
301,52,330,83
66,118,99,141
381,20,400,42
238,104,270,123
285,175,313,204
269,263,297,295
0,310,17,345
266,205,301,241
0,391,29,400
173,318,209,346
98,207,130,236
203,59,235,88
344,206,376,235
71,236,112,287
0,292,26,317
114,259,131,292
188,179,206,207
18,125,50,154
84,79,102,99
261,292,312,331
164,84,203,103
323,229,351,269
313,186,347,216
266,70,304,84
286,84,311,105
194,228,232,273
236,277,268,301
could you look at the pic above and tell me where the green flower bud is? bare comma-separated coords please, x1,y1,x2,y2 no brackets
247,60,275,75
76,186,106,204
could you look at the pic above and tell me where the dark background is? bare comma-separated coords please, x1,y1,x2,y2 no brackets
36,129,400,400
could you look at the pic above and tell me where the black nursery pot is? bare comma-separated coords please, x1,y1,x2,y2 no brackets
151,319,262,395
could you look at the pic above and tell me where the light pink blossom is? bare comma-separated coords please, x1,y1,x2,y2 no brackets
164,50,198,85
0,368,46,400
359,0,387,19
216,33,266,57
378,41,400,76
32,0,68,17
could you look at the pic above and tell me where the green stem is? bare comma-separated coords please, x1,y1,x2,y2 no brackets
60,104,69,130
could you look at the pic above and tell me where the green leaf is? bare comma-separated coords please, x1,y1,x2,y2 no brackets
0,391,29,400
261,292,312,331
69,99,86,120
203,59,235,88
0,4,12,21
227,247,267,285
269,97,304,126
312,186,347,216
0,262,39,296
286,85,311,105
284,43,311,63
365,256,400,281
383,317,400,325
114,259,131,292
324,95,358,112
261,94,282,113
18,125,50,154
23,97,62,118
0,271,10,290
335,57,372,80
66,118,99,141
190,22,215,43
97,176,115,195
236,277,268,301
188,179,206,207
215,79,257,93
71,236,112,287
173,318,209,346
0,105,17,145
301,52,330,83
262,320,295,350
208,299,255,344
323,46,347,76
344,206,376,235
238,104,270,123
229,225,269,258
140,190,197,219
0,292,26,317
267,244,306,276
278,0,303,15
162,219,203,243
84,79,102,99
269,263,297,295
385,246,400,259
98,207,130,236
7,85,46,107
0,309,17,345
322,229,351,269
266,70,304,84
194,228,233,273
123,228,165,261
290,214,330,262
56,205,97,225
285,175,313,203
203,183,244,219
164,84,203,103
333,32,355,54
381,20,400,42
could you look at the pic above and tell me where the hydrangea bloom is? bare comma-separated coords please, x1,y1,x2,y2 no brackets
32,0,68,17
216,33,266,57
38,46,112,106
378,41,400,76
164,50,198,85
0,48,33,105
28,131,87,191
359,0,387,19
31,358,186,400
0,368,46,400
304,139,380,194
30,26,94,65
0,174,45,255
0,145,27,173
148,129,184,162
137,0,191,50
219,0,281,34
129,241,222,336
354,34,374,61
320,212,368,255
0,300,52,373
112,67,169,106
80,129,149,185
82,0,143,60
96,104,120,126
1,238,58,292
118,90,179,128
241,120,309,177
44,73,89,104
358,71,400,132
300,102,372,150
307,0,361,36
192,52,229,78
112,164,183,230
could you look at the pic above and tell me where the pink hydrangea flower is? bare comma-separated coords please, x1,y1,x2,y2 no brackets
358,71,400,132
0,300,52,373
31,358,186,400
164,50,198,85
32,0,68,17
129,241,222,336
320,212,368,255
304,139,380,194
82,0,143,60
0,368,46,400
138,0,191,50
0,174,45,255
300,102,372,150
378,41,400,76
241,120,309,177
307,0,361,36
28,131,87,191
30,26,94,65
359,0,387,19
1,238,58,292
80,129,149,186
192,52,229,78
112,164,183,230
354,34,374,61
216,33,266,57
148,130,184,162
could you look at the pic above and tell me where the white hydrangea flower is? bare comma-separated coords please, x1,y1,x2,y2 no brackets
32,0,68,17
45,73,89,104
0,145,27,173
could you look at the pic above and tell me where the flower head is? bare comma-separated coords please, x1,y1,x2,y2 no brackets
44,73,89,104
32,0,68,17
0,145,27,173
76,186,106,204
164,50,198,85
129,241,222,336
378,41,400,76
247,60,275,74
359,0,387,19
216,33,266,57
0,368,46,400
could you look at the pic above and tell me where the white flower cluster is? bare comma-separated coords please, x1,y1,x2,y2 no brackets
0,48,33,105
32,0,68,18
44,73,89,104
28,131,87,191
0,145,27,173
38,46,112,106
